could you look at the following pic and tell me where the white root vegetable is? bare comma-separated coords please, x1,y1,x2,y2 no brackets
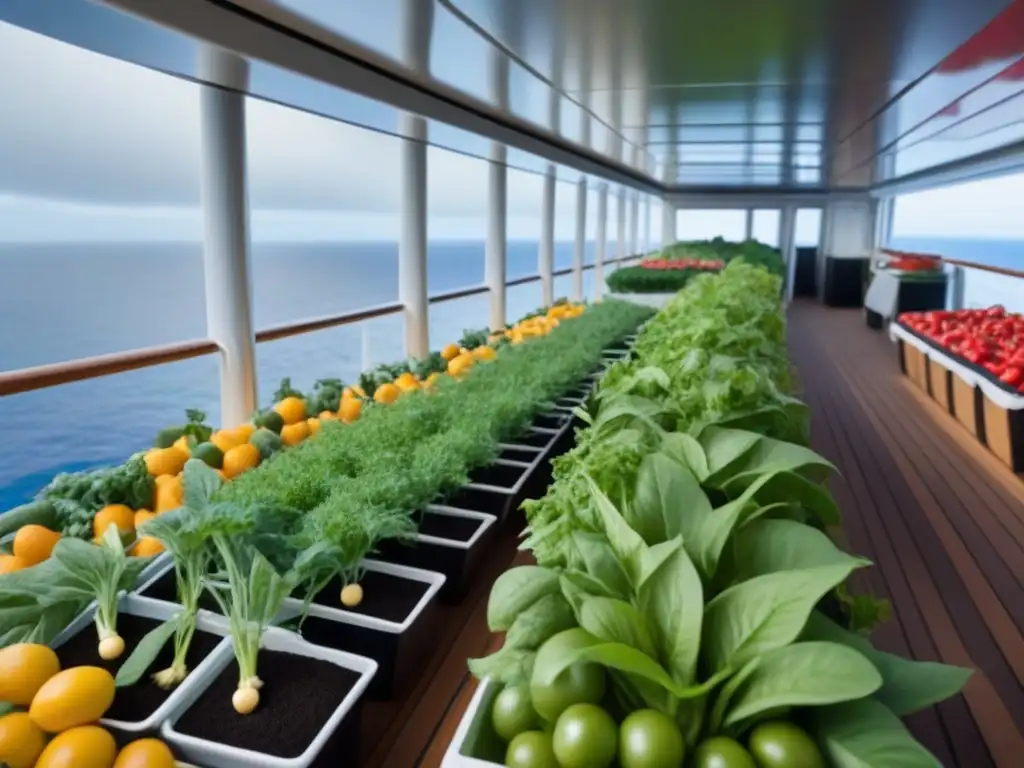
233,676,263,715
99,634,125,660
340,583,364,607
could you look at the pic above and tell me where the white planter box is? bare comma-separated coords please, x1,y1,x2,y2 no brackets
607,291,677,309
442,678,507,767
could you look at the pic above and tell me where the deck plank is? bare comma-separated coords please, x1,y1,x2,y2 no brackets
788,301,1024,767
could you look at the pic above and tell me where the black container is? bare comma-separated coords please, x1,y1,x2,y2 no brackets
444,459,534,525
374,507,497,605
289,560,445,701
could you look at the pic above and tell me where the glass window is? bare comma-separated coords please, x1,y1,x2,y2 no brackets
752,210,781,247
0,27,213,508
507,167,543,282
426,145,490,340
554,179,578,271
795,209,823,246
890,173,1024,311
246,97,403,391
676,209,747,241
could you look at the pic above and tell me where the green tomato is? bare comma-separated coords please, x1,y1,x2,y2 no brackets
530,629,606,722
748,721,825,768
492,685,540,742
618,709,685,768
552,703,618,768
505,731,559,768
690,737,757,768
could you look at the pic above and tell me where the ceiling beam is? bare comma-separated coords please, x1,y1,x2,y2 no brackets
870,139,1024,197
98,0,663,193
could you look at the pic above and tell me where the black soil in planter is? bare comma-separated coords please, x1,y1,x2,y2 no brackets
175,649,362,761
468,462,527,489
376,510,495,605
307,570,429,623
297,570,439,700
500,446,542,464
136,570,222,613
56,613,221,723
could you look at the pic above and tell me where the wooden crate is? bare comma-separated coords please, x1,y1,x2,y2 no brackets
901,342,930,394
951,373,983,439
927,357,953,413
981,394,1024,472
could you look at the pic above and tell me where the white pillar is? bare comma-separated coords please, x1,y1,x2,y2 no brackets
539,164,556,306
643,195,651,255
572,179,587,301
398,0,432,358
486,50,509,329
779,205,797,302
616,187,626,263
199,47,257,426
744,209,754,240
661,200,676,246
487,143,508,330
629,192,640,259
595,185,608,301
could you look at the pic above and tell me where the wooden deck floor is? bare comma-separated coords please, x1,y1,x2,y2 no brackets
788,301,1024,768
361,300,1024,768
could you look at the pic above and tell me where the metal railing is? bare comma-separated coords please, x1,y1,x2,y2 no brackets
0,259,623,399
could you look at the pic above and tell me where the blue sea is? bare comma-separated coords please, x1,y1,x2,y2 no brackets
0,236,1020,511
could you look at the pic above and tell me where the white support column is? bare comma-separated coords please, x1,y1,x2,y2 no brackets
744,209,754,240
487,143,508,329
198,47,257,427
539,164,556,306
486,50,509,329
661,200,676,246
643,195,651,256
779,205,798,302
629,192,640,260
595,184,609,301
616,187,626,263
572,179,587,301
398,0,432,358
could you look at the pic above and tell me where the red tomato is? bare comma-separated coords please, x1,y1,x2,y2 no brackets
1000,367,1023,387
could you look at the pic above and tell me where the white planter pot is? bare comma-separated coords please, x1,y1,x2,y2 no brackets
50,594,233,737
442,678,505,767
161,625,377,768
607,291,677,309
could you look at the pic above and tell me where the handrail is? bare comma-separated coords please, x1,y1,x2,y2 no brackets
0,263,637,398
255,300,404,343
941,257,1024,280
0,339,220,397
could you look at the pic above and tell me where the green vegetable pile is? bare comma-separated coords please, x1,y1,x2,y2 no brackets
469,262,970,767
218,299,653,587
606,239,784,295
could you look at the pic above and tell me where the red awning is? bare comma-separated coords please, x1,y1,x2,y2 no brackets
936,0,1024,73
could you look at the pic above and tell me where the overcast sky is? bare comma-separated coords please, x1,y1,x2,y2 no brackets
0,20,1022,244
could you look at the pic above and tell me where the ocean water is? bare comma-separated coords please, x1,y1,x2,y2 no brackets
0,240,599,508
0,236,1020,510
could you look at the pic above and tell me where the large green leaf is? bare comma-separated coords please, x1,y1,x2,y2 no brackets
486,566,561,631
699,427,763,477
571,533,632,599
702,561,865,672
722,641,882,728
578,596,658,659
748,471,842,527
631,452,711,545
812,698,943,767
713,432,836,490
660,432,709,480
732,519,864,580
583,474,645,583
505,593,577,652
802,612,972,716
639,544,704,686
